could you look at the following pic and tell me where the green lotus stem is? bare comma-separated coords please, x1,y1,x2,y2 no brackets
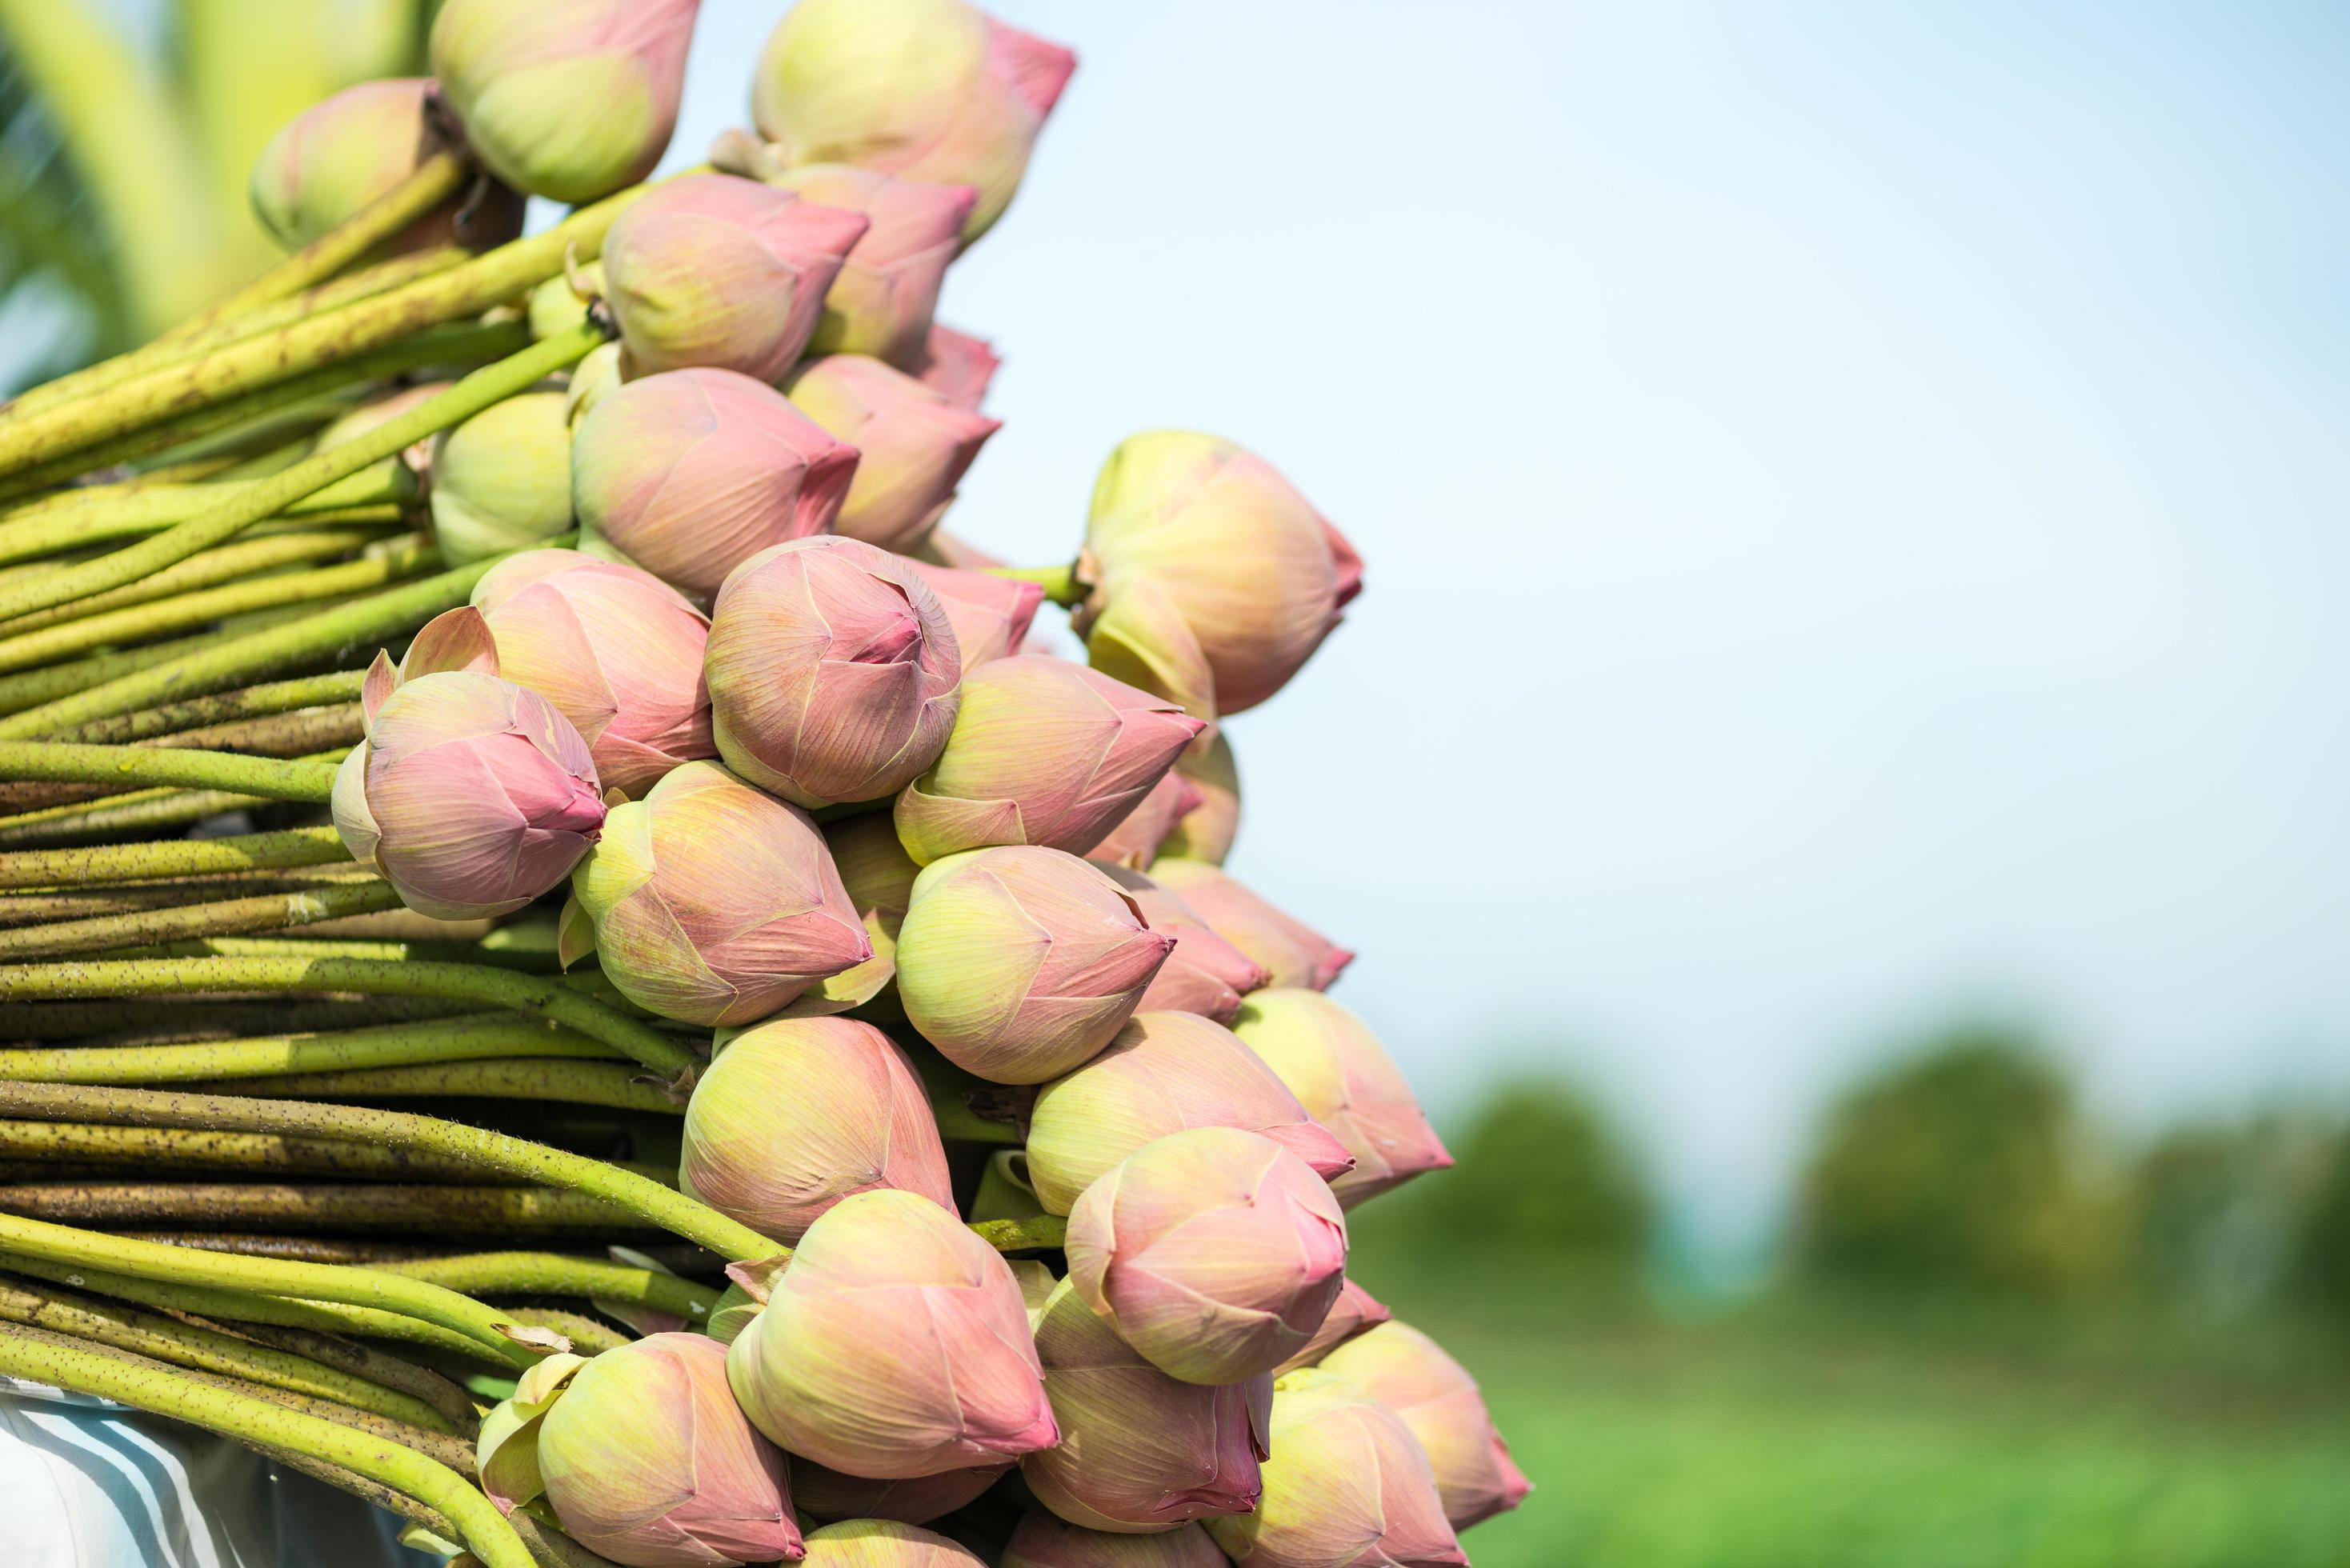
0,1274,462,1434
988,563,1087,606
0,531,578,740
211,1059,685,1115
0,1117,590,1183
968,1215,1071,1252
0,956,697,1080
0,1327,533,1568
0,741,341,799
931,1095,1027,1146
0,994,474,1043
0,707,365,814
0,1180,643,1235
0,1081,768,1258
0,326,599,620
378,1254,721,1326
0,1014,615,1084
0,321,531,502
0,192,646,482
0,462,412,568
47,671,366,744
0,1250,521,1367
110,934,574,976
0,788,273,848
0,598,367,718
0,878,372,926
0,1213,559,1369
0,878,400,961
0,825,349,888
170,1312,482,1434
0,530,396,638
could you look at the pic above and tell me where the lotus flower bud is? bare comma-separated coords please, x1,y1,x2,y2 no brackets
783,355,1000,552
249,79,522,254
1231,990,1451,1207
471,550,715,797
314,382,454,454
909,325,999,410
1077,431,1363,721
429,390,574,563
603,174,869,383
566,341,625,425
333,668,603,920
1099,871,1268,1023
822,810,923,1011
430,0,695,203
1319,1322,1532,1530
1205,1370,1466,1568
681,1016,951,1242
574,367,856,598
1022,1275,1270,1532
707,537,963,808
767,166,976,365
1147,860,1351,992
528,263,605,342
727,1188,1057,1477
894,657,1203,865
790,1457,1008,1526
751,0,1076,245
894,847,1172,1083
566,762,870,1025
1003,1515,1229,1568
800,1520,989,1567
1158,731,1239,865
1272,1278,1393,1377
536,1331,799,1567
1087,772,1202,873
1027,1011,1351,1214
1066,1127,1347,1386
904,562,1042,670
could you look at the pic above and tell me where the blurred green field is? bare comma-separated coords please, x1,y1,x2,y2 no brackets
1346,1251,2350,1568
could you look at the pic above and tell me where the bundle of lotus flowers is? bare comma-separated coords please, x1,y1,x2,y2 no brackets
0,2,1528,1565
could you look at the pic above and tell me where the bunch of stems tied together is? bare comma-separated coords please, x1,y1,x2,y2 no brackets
0,2,1523,1566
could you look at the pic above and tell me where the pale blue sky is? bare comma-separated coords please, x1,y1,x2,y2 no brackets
661,1,2350,1254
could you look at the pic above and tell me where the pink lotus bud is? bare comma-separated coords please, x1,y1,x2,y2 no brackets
727,1188,1057,1477
1101,870,1269,1024
249,79,522,254
783,356,1001,553
908,325,999,410
1231,990,1451,1208
894,657,1203,865
752,0,1075,245
1087,772,1203,873
603,174,870,383
1205,1370,1466,1568
536,1331,800,1567
904,562,1042,670
566,762,870,1025
471,550,715,797
430,389,575,563
1146,860,1351,992
1065,1126,1347,1386
1002,1515,1229,1568
574,367,856,599
1077,431,1362,721
1272,1278,1393,1377
430,0,697,203
1022,1274,1270,1532
800,1520,989,1567
1157,731,1239,865
707,537,963,807
1319,1323,1532,1530
790,1458,1008,1526
333,670,603,920
894,847,1172,1083
1027,1011,1351,1214
681,1016,952,1242
771,166,977,366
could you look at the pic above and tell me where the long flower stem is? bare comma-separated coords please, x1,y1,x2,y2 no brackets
0,707,364,814
373,1254,719,1325
0,462,412,564
0,741,342,799
179,1314,481,1434
0,1275,462,1435
0,530,576,739
0,1014,614,1084
0,878,402,960
0,956,698,1080
0,1181,643,1234
0,1118,601,1183
206,1059,686,1115
0,530,399,639
0,596,375,719
48,672,365,744
0,325,599,620
0,1326,533,1568
988,562,1087,606
0,826,349,888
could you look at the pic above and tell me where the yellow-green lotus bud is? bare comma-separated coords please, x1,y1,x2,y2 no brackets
249,78,522,254
1157,730,1238,865
1149,860,1350,993
429,390,574,563
1319,1322,1533,1531
1231,989,1451,1208
801,1520,991,1567
528,264,605,342
894,846,1175,1084
565,341,625,426
821,810,924,1015
1003,1514,1229,1568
